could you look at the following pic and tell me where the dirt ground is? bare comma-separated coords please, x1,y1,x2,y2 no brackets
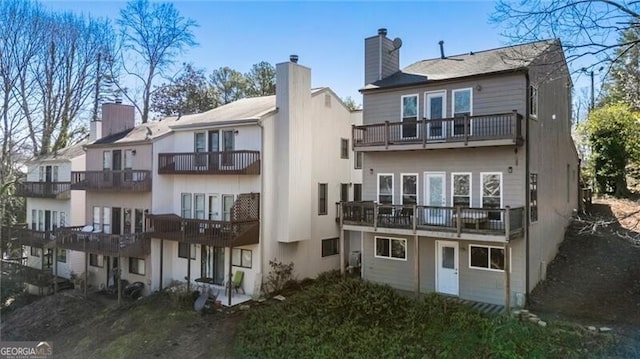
529,197,640,357
0,290,246,358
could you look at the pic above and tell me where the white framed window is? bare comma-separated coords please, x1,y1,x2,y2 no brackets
194,194,205,219
57,249,67,263
53,166,58,182
60,211,66,227
232,248,253,268
452,88,473,136
31,209,37,230
93,207,101,231
340,138,349,159
135,209,144,233
222,130,235,166
123,208,132,234
318,184,328,215
103,151,112,171
52,211,58,230
469,245,504,271
178,243,196,259
181,193,192,219
530,85,538,119
39,166,44,182
354,151,363,169
103,207,111,234
480,172,503,221
223,194,234,221
321,238,339,257
129,257,145,275
38,210,43,231
375,236,407,261
451,173,472,207
31,247,41,257
401,94,419,139
401,173,418,206
90,254,104,267
194,133,206,152
377,173,394,205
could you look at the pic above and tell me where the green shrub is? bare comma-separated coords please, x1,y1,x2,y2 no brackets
235,274,610,358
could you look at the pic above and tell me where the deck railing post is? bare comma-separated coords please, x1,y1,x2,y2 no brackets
456,206,462,237
373,204,378,231
464,114,469,145
505,206,511,239
512,110,518,142
384,121,390,149
412,205,417,233
422,118,427,148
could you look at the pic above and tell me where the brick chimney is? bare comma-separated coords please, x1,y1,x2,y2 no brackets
364,28,400,85
101,101,136,137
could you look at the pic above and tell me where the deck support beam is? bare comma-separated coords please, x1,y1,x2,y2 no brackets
414,234,420,298
504,243,511,313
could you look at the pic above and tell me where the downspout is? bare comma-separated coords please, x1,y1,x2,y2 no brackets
524,72,531,303
257,119,265,298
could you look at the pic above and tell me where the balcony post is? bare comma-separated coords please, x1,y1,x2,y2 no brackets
384,121,390,149
512,110,518,142
456,206,462,237
84,236,88,298
117,250,122,306
53,246,58,294
505,206,511,238
339,202,345,275
373,204,378,231
351,125,355,150
414,234,420,298
505,243,511,313
464,114,469,145
422,118,427,148
412,205,417,233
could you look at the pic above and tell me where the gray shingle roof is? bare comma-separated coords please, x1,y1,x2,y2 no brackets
29,140,88,162
363,39,557,91
168,96,276,129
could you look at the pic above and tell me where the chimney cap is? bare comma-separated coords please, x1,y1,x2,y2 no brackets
378,28,387,36
290,54,299,63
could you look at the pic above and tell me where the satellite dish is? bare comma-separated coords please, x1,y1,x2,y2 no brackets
392,38,403,49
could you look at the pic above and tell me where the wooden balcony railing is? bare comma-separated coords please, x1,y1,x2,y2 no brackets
147,193,260,246
15,182,71,199
158,151,260,175
3,226,57,248
353,111,523,149
55,226,151,257
340,202,524,239
71,170,152,192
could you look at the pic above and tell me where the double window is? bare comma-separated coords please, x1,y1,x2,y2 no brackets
57,249,67,263
181,193,192,219
469,245,505,271
321,238,339,257
178,243,196,259
232,248,252,268
401,174,417,206
375,237,407,260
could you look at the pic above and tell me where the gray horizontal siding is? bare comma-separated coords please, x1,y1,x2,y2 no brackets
362,147,526,208
360,232,527,306
362,73,526,126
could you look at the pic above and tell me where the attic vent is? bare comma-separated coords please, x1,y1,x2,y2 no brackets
325,93,331,107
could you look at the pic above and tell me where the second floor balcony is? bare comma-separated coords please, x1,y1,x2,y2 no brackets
340,202,524,242
4,225,56,248
158,151,260,175
55,226,151,258
353,112,523,151
147,193,260,247
15,182,71,199
71,170,152,192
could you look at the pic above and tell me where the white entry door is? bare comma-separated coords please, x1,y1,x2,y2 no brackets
425,91,446,140
436,240,459,296
208,194,221,220
424,172,446,225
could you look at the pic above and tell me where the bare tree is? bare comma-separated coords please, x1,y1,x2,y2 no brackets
151,63,215,116
492,1,640,71
117,0,197,123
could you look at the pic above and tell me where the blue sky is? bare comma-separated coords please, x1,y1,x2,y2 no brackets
43,1,593,106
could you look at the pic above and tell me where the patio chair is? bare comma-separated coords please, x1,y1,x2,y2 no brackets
226,270,245,294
